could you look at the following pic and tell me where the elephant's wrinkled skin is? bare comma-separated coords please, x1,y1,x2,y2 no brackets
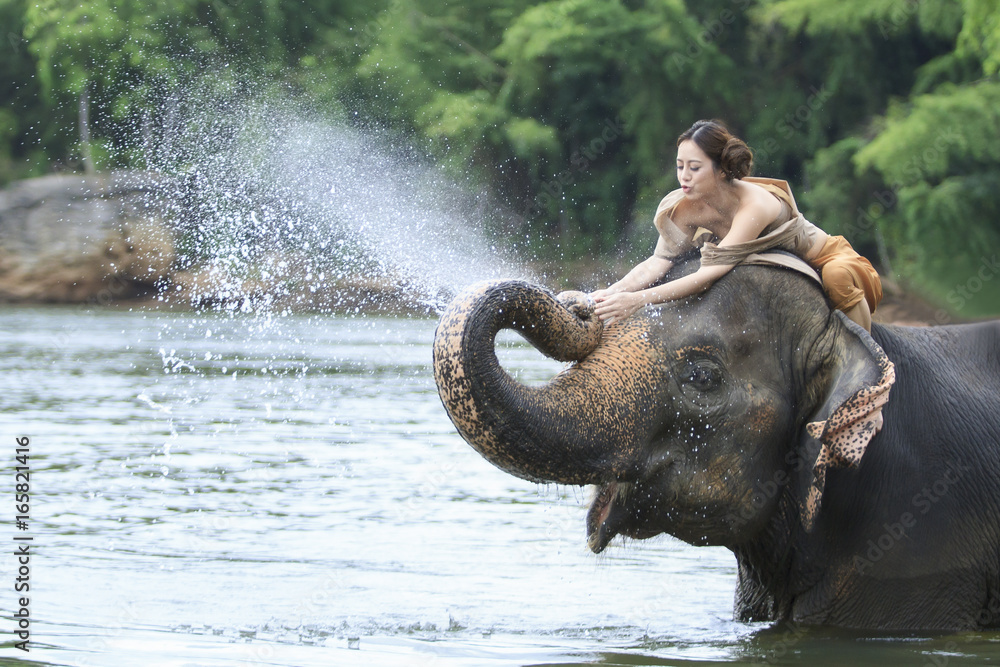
432,255,1000,631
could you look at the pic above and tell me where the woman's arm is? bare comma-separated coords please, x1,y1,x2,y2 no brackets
593,192,776,324
593,262,732,323
591,254,674,300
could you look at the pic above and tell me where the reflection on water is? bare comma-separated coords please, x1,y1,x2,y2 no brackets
2,306,1000,666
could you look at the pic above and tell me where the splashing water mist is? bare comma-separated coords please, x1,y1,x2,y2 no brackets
125,75,546,469
139,77,533,321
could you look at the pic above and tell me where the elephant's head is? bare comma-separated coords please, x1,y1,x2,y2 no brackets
433,256,892,554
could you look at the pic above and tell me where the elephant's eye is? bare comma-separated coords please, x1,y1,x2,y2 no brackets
683,359,722,392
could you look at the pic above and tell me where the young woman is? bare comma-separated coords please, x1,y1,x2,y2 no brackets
591,119,882,331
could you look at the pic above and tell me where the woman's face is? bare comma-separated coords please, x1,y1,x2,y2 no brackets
676,139,722,199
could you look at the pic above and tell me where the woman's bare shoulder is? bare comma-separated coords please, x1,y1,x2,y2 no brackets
738,179,784,222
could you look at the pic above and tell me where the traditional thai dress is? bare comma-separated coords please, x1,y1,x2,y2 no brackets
652,176,882,313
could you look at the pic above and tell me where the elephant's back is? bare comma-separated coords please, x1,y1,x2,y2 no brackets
874,321,1000,393
871,321,1000,464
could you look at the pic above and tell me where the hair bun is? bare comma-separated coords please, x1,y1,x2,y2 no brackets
677,119,754,180
720,137,753,180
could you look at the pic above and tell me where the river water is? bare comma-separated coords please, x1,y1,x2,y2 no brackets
2,305,999,666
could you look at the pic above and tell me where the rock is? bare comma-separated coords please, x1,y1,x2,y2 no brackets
0,171,177,303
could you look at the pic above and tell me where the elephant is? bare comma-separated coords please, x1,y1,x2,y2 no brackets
432,251,1000,631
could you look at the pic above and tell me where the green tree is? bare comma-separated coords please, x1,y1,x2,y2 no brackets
16,0,365,173
761,0,1000,316
353,0,738,259
0,0,49,181
5,0,999,316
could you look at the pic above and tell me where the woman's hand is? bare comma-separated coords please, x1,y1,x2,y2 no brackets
589,287,617,301
592,290,645,325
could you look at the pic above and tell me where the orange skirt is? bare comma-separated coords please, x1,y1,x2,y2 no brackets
809,235,883,313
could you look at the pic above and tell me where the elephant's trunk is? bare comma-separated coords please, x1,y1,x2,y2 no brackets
433,280,658,486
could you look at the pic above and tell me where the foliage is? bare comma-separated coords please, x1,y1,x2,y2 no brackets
763,0,1000,315
347,0,734,254
14,0,366,171
957,0,1000,75
0,0,50,179
2,0,999,314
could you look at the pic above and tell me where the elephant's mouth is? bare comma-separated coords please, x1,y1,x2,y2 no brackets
589,482,651,553
587,481,666,553
586,483,619,553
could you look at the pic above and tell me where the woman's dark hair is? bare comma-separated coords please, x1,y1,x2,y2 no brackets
676,119,753,180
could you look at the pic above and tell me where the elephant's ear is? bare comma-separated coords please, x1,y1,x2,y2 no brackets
799,313,896,531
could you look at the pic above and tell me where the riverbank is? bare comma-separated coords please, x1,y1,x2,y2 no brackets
0,172,964,325
3,262,954,328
